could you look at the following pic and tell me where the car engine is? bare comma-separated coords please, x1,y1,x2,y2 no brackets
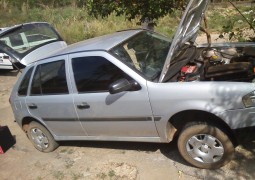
177,46,255,82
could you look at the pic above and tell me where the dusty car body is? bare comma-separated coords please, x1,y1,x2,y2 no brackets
8,0,255,169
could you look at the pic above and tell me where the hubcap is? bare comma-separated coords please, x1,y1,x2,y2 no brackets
186,134,224,163
30,128,49,150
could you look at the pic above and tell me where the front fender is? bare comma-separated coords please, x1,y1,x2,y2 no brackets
147,81,255,142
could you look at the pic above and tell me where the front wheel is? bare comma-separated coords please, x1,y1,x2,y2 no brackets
27,121,59,152
177,123,234,169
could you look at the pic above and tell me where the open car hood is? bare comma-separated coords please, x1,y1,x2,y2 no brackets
0,22,67,66
159,0,210,82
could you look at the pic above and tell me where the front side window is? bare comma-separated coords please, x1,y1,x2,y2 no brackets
18,67,34,96
72,56,129,93
31,60,68,95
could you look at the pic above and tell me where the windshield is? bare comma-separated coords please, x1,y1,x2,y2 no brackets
110,31,171,80
0,23,62,57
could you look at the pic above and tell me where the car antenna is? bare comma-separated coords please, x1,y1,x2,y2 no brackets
228,0,255,33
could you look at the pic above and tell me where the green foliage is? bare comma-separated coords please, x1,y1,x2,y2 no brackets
2,0,78,9
0,1,254,44
96,172,107,179
71,172,83,180
108,170,116,178
218,6,255,42
0,5,140,44
52,171,65,180
87,0,186,23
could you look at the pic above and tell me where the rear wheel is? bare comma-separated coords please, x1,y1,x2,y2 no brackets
27,121,59,152
177,123,234,169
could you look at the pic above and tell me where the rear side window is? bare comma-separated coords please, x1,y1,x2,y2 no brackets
72,56,129,93
18,67,34,96
31,60,68,95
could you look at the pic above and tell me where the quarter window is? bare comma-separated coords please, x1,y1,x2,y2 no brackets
72,56,129,93
31,60,68,95
18,67,34,96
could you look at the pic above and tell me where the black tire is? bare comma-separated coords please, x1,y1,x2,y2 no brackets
177,123,234,169
27,121,59,152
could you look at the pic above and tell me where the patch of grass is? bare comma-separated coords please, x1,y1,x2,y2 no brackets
52,171,65,180
97,172,107,179
71,172,83,180
36,176,43,180
108,170,116,178
67,149,74,154
0,4,253,45
65,159,75,169
59,148,74,154
59,148,68,153
0,6,138,44
121,150,126,154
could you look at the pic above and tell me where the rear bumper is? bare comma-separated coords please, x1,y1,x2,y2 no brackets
0,64,13,69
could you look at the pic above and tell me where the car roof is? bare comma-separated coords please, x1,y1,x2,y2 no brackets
50,29,143,57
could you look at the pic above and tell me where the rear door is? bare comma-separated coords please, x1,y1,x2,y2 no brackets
11,66,34,122
69,52,159,139
25,56,86,137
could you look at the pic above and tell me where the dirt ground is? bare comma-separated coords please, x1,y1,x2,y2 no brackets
1,62,255,179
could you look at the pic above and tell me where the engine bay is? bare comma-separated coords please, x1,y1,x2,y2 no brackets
175,46,255,82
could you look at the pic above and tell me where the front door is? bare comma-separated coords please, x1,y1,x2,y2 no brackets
26,57,86,137
70,53,159,138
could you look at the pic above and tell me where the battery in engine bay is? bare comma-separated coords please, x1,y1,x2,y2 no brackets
178,65,198,82
181,65,197,75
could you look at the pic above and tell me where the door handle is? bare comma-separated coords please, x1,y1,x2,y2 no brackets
77,102,90,109
28,103,37,109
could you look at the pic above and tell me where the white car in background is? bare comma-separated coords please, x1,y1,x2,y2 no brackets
0,27,13,69
0,22,67,69
0,51,13,69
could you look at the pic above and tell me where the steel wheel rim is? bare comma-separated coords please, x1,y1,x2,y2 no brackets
186,134,224,164
30,128,49,150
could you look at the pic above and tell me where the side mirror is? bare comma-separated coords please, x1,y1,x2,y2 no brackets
109,79,140,94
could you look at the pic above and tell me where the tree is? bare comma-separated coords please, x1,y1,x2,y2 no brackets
87,0,186,29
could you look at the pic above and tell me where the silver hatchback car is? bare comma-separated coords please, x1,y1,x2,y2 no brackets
8,0,255,169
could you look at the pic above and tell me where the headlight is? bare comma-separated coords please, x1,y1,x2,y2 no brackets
243,91,255,108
